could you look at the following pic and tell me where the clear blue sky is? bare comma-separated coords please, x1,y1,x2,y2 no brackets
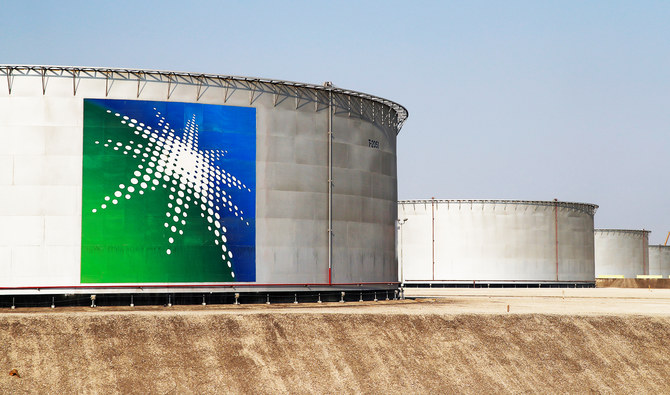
2,1,669,243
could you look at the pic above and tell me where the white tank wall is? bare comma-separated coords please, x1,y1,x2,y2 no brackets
648,245,670,277
594,229,649,278
0,66,405,293
398,200,597,282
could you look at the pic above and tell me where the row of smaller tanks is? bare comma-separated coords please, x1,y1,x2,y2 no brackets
397,199,670,285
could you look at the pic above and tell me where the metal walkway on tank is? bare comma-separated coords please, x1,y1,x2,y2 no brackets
0,289,404,309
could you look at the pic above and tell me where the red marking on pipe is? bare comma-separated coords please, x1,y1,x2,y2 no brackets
328,268,332,285
0,281,399,291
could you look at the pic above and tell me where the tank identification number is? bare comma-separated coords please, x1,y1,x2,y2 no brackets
368,139,380,149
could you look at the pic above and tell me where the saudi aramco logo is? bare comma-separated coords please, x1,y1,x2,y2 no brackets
81,99,256,283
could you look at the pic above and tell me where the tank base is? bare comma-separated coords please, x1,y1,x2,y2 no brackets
0,288,403,308
403,281,595,289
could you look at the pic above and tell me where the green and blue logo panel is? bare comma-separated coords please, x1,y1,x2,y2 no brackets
82,99,256,283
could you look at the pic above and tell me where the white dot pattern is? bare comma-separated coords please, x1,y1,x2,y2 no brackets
94,108,253,278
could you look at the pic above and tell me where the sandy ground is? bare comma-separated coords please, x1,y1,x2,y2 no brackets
0,289,669,393
404,287,670,315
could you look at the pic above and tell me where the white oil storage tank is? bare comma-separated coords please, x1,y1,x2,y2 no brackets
648,245,670,277
397,199,598,285
594,229,650,278
0,65,407,298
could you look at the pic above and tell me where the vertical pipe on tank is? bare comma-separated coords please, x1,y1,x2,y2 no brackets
327,86,333,285
397,218,408,286
554,199,559,281
431,197,435,281
643,231,648,275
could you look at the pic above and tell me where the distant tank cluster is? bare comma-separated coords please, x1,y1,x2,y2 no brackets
398,199,666,285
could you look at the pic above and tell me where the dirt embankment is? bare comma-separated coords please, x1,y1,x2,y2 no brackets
1,308,669,394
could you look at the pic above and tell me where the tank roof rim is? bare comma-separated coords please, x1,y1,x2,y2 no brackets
594,228,651,234
398,198,598,209
0,64,408,130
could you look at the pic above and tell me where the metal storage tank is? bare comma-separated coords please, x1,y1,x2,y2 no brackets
594,229,650,278
397,199,598,285
0,65,407,296
648,245,670,277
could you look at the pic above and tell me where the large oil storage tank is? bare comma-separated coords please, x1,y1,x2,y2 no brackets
648,245,670,277
594,229,650,278
0,65,407,297
398,199,598,285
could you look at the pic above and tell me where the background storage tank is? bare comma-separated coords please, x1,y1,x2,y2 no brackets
594,229,650,278
0,65,407,295
648,245,670,277
397,199,598,284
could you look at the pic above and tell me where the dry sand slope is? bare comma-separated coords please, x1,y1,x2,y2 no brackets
0,301,669,394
